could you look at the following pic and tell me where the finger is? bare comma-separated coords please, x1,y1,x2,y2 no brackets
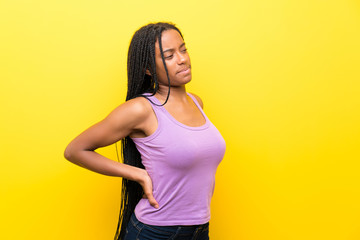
145,192,159,209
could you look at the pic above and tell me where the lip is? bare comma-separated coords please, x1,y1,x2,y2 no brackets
177,66,191,74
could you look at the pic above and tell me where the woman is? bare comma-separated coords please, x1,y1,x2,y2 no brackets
64,22,226,240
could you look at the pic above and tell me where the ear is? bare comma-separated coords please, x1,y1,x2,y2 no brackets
145,69,152,76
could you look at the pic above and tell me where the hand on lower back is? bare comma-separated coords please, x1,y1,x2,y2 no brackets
139,170,159,209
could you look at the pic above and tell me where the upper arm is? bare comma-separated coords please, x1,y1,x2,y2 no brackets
189,92,204,109
65,97,152,153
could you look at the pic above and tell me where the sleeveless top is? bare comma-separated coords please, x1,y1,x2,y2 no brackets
131,93,226,226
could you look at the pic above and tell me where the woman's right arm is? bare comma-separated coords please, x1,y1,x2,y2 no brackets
64,97,159,208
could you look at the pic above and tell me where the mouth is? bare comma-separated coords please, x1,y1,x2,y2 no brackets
177,66,191,74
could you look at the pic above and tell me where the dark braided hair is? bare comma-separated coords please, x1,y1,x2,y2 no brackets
114,22,184,240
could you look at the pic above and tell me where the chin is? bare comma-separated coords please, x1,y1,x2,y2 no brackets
182,74,192,83
170,74,192,86
179,77,192,86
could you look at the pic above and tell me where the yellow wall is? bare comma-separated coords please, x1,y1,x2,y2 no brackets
1,0,359,239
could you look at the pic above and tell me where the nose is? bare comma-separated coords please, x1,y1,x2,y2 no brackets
177,51,186,64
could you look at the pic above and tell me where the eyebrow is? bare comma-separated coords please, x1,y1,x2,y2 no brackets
163,42,186,54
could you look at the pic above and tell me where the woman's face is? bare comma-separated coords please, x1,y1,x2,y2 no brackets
154,29,191,87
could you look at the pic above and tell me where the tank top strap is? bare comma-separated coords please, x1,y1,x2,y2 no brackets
186,92,199,106
186,93,208,120
140,93,167,124
141,93,163,110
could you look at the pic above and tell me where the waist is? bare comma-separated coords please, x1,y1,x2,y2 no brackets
131,213,209,234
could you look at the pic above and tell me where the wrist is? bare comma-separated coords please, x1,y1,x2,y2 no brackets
132,167,147,184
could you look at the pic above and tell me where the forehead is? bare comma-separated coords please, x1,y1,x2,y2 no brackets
155,29,184,49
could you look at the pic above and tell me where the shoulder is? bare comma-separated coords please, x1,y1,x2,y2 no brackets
124,96,152,115
105,96,153,126
189,92,204,109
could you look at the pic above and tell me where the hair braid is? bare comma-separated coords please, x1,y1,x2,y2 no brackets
114,22,184,240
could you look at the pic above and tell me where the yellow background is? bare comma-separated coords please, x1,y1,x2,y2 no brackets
1,0,359,239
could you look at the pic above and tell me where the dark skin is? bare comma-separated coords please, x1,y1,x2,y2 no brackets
64,29,204,209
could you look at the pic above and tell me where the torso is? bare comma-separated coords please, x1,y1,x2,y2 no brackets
130,93,226,226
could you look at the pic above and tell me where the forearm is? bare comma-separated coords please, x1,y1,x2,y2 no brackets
64,149,145,182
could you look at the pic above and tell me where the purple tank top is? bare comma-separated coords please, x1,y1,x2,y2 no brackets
131,93,226,226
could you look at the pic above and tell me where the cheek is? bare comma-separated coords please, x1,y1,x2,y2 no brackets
155,60,165,74
157,61,174,76
186,53,191,64
155,62,169,83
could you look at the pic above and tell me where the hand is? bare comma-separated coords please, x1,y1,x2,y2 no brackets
139,170,159,209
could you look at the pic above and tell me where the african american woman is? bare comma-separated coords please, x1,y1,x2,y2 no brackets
64,22,226,240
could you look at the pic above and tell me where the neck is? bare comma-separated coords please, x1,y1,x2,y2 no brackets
156,84,188,104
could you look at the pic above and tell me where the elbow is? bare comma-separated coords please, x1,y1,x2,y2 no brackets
64,145,74,162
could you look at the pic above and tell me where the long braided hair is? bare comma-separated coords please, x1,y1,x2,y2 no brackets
114,22,184,240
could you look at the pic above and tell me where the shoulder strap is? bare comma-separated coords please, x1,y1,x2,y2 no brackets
187,92,202,109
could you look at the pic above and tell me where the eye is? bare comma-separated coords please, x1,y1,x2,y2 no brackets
164,55,173,59
181,48,187,53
